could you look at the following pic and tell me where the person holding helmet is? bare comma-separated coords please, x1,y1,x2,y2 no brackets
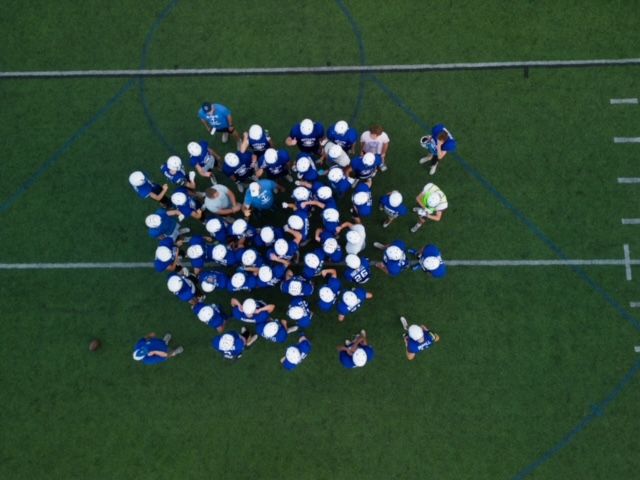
418,124,456,176
133,332,183,365
281,333,312,371
242,180,278,220
193,302,229,333
257,319,298,343
145,209,190,241
243,124,275,162
408,244,447,277
187,140,222,184
337,288,373,322
373,240,410,276
379,190,407,228
286,297,313,328
212,328,258,361
230,297,274,324
255,147,293,189
129,171,170,207
285,118,325,156
343,254,372,285
161,155,197,190
167,272,204,306
360,123,390,171
198,102,241,145
411,182,448,233
320,140,351,168
336,330,374,368
336,221,366,255
221,150,257,194
400,317,440,361
327,120,358,154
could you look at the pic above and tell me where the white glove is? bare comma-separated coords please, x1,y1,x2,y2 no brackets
178,214,185,221
282,202,289,209
210,128,217,136
188,171,196,182
294,181,301,186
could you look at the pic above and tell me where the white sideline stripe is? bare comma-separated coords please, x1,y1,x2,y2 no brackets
618,178,640,183
1,58,640,78
1,259,639,269
614,137,640,143
610,98,638,104
630,302,640,308
635,346,640,353
622,219,640,224
624,244,632,280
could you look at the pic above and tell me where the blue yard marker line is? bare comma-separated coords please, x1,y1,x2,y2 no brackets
138,0,182,154
0,78,137,215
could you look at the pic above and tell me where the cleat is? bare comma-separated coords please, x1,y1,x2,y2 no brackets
429,164,438,175
373,242,385,250
172,346,184,356
222,132,229,143
383,219,392,228
210,175,217,186
400,317,408,330
236,183,244,193
419,156,431,165
163,333,172,344
379,163,388,172
284,174,294,183
410,223,422,233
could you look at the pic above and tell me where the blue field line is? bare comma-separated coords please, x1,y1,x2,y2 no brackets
513,357,640,479
334,0,366,126
138,0,182,154
0,79,137,215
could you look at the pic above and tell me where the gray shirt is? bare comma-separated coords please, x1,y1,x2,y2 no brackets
204,185,232,213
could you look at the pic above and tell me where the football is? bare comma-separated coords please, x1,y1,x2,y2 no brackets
89,339,101,351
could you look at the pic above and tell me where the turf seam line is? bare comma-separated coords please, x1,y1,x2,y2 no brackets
2,58,639,79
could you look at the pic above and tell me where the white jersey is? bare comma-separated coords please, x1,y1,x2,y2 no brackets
345,224,366,255
360,131,390,155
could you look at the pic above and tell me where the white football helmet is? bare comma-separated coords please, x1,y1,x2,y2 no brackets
345,254,361,269
224,152,240,168
422,256,441,271
201,280,215,293
264,148,278,165
263,321,279,337
292,187,310,202
248,124,263,140
219,333,235,351
206,218,223,234
241,249,257,266
187,244,204,259
231,273,245,289
420,135,431,149
427,192,442,208
300,119,314,135
197,306,214,322
343,291,359,308
167,275,183,293
334,120,348,135
285,346,301,364
288,280,302,296
212,244,227,261
242,298,257,315
386,246,403,261
323,238,338,254
167,156,182,171
258,265,273,282
188,142,202,157
304,253,320,269
327,167,344,182
145,214,162,228
128,171,145,187
296,156,311,173
328,144,343,159
319,286,336,303
155,246,173,262
389,191,403,208
274,239,289,257
353,192,369,206
288,306,304,320
316,186,332,200
288,215,304,231
408,325,424,341
346,231,361,245
232,219,248,235
362,152,375,167
352,348,367,367
171,191,187,206
260,227,275,244
323,208,339,222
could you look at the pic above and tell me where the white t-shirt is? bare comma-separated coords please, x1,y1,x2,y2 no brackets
204,185,232,213
360,131,390,155
345,224,366,255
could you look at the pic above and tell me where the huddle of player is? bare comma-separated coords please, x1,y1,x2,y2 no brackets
129,108,455,368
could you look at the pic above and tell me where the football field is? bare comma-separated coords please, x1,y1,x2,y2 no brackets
1,1,639,479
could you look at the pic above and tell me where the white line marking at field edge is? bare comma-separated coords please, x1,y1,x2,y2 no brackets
618,178,640,183
630,303,640,308
610,98,638,104
635,346,640,353
623,244,632,280
614,137,640,143
622,219,640,225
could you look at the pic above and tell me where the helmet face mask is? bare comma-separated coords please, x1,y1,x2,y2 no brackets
300,119,314,136
334,120,348,135
156,246,173,262
408,325,424,341
249,124,263,140
323,238,338,254
171,192,187,206
129,171,145,187
286,346,301,364
188,142,202,157
224,153,240,168
288,280,302,296
145,214,162,228
167,156,182,171
389,191,403,208
345,254,361,269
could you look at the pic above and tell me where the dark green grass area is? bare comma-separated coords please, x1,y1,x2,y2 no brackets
2,1,640,479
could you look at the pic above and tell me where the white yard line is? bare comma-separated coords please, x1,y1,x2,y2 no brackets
618,178,640,183
610,98,638,104
623,244,633,280
614,138,640,143
622,219,640,225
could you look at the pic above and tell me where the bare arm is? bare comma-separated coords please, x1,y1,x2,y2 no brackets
149,184,169,201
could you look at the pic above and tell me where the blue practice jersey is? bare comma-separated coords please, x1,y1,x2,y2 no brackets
289,122,325,154
283,339,312,370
